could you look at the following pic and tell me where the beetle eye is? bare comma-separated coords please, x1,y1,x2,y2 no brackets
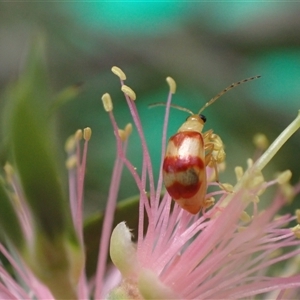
200,114,207,123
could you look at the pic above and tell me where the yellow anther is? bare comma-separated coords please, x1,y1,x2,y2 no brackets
75,129,83,141
111,66,127,80
166,77,176,94
243,194,260,204
240,211,251,223
276,170,292,185
235,166,244,182
280,183,294,204
125,123,133,137
237,226,247,232
218,162,226,172
296,209,300,224
253,133,269,150
118,123,133,142
257,187,266,197
291,224,300,239
221,183,234,193
3,162,14,177
253,196,260,203
244,168,265,195
83,127,92,141
121,85,136,101
102,93,113,112
3,162,14,183
66,155,77,170
118,129,126,142
65,135,76,153
247,158,254,169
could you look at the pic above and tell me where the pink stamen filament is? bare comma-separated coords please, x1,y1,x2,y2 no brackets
9,175,33,241
94,107,153,298
119,81,158,261
94,127,127,299
76,138,89,240
0,244,53,299
68,166,77,227
155,90,173,204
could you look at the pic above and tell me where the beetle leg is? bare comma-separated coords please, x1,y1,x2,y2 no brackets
203,196,215,208
202,129,214,141
204,132,226,166
204,135,231,193
204,142,214,166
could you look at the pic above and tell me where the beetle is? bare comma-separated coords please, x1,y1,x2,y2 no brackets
162,75,261,214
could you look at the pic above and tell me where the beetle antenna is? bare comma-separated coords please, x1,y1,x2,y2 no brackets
149,102,194,115
198,75,261,115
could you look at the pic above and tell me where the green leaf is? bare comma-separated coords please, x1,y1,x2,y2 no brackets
0,178,24,249
3,36,85,299
7,36,68,240
84,195,140,277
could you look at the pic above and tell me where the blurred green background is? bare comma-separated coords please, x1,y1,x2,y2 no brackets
1,2,300,216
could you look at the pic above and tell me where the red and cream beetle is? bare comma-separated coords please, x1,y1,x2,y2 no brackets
162,75,261,214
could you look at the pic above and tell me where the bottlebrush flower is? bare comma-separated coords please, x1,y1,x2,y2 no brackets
105,66,300,299
1,51,300,300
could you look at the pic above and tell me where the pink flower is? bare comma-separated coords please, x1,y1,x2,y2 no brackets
105,67,300,299
0,129,92,299
1,63,300,300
